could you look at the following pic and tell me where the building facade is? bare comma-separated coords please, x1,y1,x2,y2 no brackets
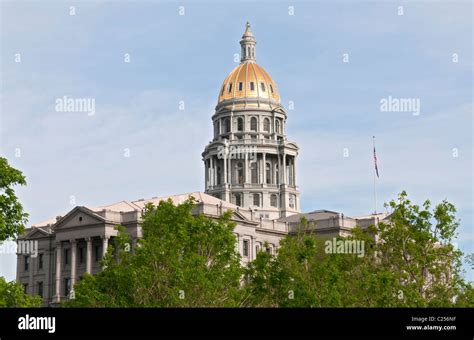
16,23,388,307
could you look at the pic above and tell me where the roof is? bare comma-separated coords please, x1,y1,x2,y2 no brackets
29,192,238,228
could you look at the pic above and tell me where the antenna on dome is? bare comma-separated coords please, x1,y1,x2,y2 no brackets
240,21,256,63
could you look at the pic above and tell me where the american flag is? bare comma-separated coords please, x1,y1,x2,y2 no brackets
373,146,379,178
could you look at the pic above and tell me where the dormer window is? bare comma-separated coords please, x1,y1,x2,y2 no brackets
260,82,266,92
250,82,255,91
269,84,274,93
228,83,232,93
238,82,243,91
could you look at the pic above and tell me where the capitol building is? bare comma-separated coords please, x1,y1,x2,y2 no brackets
16,23,387,306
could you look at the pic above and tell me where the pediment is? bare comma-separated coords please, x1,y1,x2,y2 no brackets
21,227,51,240
54,206,105,230
231,210,248,222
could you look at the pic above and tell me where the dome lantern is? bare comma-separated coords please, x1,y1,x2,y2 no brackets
240,22,256,63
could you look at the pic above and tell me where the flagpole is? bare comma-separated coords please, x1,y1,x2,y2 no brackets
373,136,377,214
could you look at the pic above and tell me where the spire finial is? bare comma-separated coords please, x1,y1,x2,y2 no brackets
240,22,256,63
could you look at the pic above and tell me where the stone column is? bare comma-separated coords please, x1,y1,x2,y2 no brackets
70,240,77,288
235,233,240,254
293,156,297,186
250,236,256,261
205,158,209,189
54,241,62,302
102,236,109,258
86,237,92,274
262,153,266,184
213,156,217,187
223,146,227,184
282,153,287,184
28,255,34,295
244,152,248,183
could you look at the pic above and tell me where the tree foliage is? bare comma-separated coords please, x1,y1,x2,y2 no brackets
244,191,473,307
0,157,29,241
67,198,243,307
0,277,41,307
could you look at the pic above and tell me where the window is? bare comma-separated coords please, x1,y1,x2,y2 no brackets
236,162,244,184
253,193,260,207
256,245,260,253
238,82,243,91
38,254,43,270
260,82,266,92
271,194,278,207
37,282,43,298
79,247,84,264
266,247,272,254
227,83,232,93
23,284,28,293
237,117,243,131
64,278,71,297
289,195,296,209
233,194,242,207
263,118,270,132
64,248,69,266
250,82,255,91
224,118,230,133
266,163,271,184
269,84,274,93
250,162,258,184
24,256,29,271
95,245,100,262
243,240,249,257
216,166,222,185
250,117,257,131
276,120,281,134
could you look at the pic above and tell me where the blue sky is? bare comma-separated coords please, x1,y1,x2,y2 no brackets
0,0,472,281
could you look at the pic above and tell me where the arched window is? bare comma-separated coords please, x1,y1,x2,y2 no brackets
236,162,244,184
237,117,243,131
276,119,281,134
253,193,260,207
216,166,222,185
266,162,271,184
250,162,258,184
227,83,232,93
263,118,270,132
224,118,230,133
250,117,257,131
270,194,278,207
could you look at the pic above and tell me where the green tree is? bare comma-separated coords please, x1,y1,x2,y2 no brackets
0,157,29,241
67,198,244,307
245,191,473,307
0,277,41,307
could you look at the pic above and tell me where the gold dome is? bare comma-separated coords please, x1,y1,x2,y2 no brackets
218,62,280,104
